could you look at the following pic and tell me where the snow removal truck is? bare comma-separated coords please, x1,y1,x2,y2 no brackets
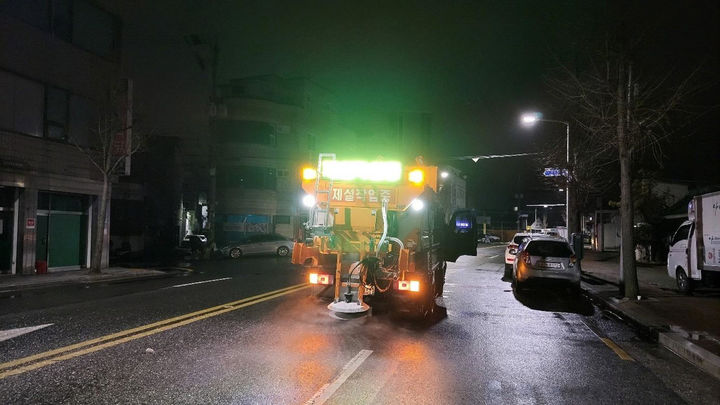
291,153,477,317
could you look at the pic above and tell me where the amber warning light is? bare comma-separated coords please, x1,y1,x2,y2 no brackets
302,167,318,180
408,169,425,185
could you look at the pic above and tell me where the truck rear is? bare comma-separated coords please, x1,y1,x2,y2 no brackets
291,153,477,317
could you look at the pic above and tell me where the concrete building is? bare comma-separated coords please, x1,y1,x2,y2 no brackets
0,0,127,274
210,75,353,243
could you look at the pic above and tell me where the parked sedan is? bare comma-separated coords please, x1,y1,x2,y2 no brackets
478,233,501,244
512,235,579,291
505,233,530,276
220,234,294,258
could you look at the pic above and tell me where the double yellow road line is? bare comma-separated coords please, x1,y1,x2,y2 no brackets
0,283,309,380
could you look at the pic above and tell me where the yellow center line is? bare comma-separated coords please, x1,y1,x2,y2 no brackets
579,318,634,362
0,283,309,379
600,337,635,361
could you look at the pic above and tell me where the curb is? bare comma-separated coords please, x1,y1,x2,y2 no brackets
0,271,178,296
659,332,720,380
580,282,664,340
581,280,720,381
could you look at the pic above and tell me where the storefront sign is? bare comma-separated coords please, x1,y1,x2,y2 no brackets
26,218,35,229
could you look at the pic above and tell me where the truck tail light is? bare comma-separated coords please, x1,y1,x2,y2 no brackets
396,280,421,292
310,273,333,285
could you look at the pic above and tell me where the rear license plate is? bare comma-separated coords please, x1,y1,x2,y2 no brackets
536,261,561,269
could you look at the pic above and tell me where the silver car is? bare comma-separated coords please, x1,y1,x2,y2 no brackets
512,235,579,291
220,234,294,258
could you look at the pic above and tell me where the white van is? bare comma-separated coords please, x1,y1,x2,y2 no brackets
667,191,720,293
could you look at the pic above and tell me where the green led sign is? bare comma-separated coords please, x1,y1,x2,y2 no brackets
321,160,402,182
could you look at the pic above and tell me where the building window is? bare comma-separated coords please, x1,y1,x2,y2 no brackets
46,86,69,140
72,0,119,58
15,76,44,137
69,94,96,146
51,0,73,41
0,0,50,31
218,166,277,191
1,70,98,144
277,169,289,178
214,120,277,146
0,0,120,59
0,71,44,137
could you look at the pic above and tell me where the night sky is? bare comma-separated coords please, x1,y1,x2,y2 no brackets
124,0,719,217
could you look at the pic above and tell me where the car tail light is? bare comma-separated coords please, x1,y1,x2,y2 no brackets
569,255,577,267
396,280,421,292
520,251,531,264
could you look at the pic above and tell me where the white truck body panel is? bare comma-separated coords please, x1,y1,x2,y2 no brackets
667,191,720,282
695,192,720,272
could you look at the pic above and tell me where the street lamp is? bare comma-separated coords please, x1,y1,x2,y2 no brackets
520,112,571,240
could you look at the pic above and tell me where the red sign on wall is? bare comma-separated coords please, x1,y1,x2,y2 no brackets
26,218,35,229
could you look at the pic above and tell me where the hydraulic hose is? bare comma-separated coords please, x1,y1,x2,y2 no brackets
386,237,404,250
376,200,388,255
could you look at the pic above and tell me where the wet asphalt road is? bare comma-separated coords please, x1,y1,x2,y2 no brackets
0,246,719,404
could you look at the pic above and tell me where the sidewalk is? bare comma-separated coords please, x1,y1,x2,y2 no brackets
0,267,178,295
580,250,720,380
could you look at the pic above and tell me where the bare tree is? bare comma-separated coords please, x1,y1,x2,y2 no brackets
544,36,707,297
534,125,617,234
71,82,147,273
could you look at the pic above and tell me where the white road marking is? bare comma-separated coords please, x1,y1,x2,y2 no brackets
0,324,53,343
305,349,373,405
170,277,232,288
488,255,499,259
363,360,399,403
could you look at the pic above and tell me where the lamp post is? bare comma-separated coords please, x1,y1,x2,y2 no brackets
521,112,571,241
